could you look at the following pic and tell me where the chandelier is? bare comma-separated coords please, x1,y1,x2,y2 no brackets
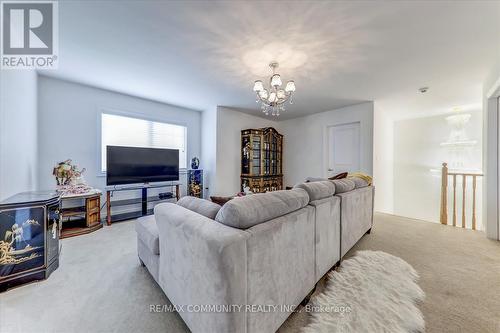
253,62,296,116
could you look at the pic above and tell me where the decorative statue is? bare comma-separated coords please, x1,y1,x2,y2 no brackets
71,167,87,185
242,142,251,160
52,159,86,186
241,180,252,195
191,157,200,170
243,185,252,195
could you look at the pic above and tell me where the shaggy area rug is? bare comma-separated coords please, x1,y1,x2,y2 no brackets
302,250,425,333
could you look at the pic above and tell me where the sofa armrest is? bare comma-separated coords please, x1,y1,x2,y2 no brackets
154,203,250,333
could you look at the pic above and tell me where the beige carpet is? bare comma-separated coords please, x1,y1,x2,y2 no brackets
1,213,499,333
280,213,500,333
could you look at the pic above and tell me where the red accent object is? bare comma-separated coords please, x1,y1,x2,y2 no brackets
329,172,348,180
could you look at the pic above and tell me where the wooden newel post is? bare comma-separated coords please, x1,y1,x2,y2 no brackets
440,163,448,225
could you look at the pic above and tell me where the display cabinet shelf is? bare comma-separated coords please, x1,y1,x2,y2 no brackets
61,206,86,217
109,209,154,223
108,195,175,207
60,191,102,239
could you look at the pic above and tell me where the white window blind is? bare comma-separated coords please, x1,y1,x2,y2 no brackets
101,113,187,172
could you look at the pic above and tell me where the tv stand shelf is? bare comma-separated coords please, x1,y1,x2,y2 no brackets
110,195,174,207
105,183,180,225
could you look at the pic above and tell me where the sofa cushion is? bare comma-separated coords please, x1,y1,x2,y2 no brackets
177,196,221,219
349,176,369,188
305,177,327,183
294,180,336,201
135,215,160,255
331,179,355,193
215,188,309,229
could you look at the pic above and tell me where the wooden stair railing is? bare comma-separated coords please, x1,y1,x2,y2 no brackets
440,162,483,230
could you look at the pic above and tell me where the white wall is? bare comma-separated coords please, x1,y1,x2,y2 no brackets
214,106,276,196
0,71,38,200
278,102,374,186
373,105,394,213
201,105,218,198
37,76,201,198
203,103,374,196
483,61,500,239
393,111,483,225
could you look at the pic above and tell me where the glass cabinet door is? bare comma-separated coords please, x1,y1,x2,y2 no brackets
252,135,261,175
241,136,250,174
241,127,283,193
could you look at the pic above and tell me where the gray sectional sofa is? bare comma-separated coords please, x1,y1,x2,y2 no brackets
136,179,374,333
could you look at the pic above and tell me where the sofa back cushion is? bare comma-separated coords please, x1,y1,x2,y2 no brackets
305,176,327,183
215,188,309,229
294,180,335,201
177,196,221,220
331,179,355,193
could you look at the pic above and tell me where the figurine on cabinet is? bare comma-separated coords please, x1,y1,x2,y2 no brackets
191,157,200,170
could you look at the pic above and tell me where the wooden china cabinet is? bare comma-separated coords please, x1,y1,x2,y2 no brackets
241,127,283,193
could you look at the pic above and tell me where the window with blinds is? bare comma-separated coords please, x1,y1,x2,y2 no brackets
101,113,187,172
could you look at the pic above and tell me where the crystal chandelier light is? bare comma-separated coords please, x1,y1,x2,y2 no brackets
253,62,296,116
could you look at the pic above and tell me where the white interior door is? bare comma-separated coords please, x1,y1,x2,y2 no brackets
327,122,361,177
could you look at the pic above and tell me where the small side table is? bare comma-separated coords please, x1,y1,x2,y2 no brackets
60,190,102,238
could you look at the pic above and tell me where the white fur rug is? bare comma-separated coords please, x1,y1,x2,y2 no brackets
302,250,425,333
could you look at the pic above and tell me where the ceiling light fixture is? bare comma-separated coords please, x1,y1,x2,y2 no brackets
253,62,295,116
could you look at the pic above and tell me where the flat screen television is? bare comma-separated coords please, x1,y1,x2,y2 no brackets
106,146,179,186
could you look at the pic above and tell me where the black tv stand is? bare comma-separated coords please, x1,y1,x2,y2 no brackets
105,182,180,225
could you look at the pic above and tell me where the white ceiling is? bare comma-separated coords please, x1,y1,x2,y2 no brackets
42,1,500,120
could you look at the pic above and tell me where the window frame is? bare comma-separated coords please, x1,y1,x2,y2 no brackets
97,107,188,177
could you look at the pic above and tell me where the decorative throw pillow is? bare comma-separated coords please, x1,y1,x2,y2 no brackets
349,177,369,188
347,172,373,185
328,172,348,180
210,196,234,206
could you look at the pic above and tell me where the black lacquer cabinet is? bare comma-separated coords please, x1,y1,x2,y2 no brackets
0,191,61,292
